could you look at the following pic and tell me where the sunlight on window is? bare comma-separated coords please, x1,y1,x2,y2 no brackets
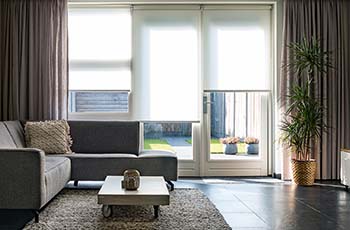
69,70,131,90
148,28,199,120
69,8,131,61
216,28,268,90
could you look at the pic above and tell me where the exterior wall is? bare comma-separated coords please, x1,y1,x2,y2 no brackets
144,123,192,138
69,92,128,113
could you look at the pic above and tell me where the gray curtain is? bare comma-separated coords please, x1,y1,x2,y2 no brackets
0,0,68,121
280,0,350,180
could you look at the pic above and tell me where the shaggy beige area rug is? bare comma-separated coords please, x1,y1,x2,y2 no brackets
25,188,231,230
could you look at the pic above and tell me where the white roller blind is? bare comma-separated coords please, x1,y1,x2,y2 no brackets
203,9,271,91
132,10,200,121
68,7,131,91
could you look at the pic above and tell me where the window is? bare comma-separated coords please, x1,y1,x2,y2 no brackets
68,7,131,113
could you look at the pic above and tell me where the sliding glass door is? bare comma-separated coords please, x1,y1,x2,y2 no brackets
132,6,201,176
202,6,272,176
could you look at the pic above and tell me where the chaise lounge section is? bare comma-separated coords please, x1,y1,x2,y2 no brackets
0,120,178,222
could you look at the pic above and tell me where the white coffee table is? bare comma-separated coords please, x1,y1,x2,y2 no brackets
98,176,170,218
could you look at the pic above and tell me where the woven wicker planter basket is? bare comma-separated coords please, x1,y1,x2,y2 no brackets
291,159,317,186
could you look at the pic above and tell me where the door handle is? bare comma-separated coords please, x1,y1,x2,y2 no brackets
203,96,212,114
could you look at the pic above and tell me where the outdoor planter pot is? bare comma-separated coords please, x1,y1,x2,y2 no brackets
223,143,238,155
246,143,259,154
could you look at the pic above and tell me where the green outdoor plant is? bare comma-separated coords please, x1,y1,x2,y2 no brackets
280,37,331,161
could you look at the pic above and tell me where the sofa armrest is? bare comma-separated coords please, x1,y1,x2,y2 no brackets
0,148,46,209
138,150,178,181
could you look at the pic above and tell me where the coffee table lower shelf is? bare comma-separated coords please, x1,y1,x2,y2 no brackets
101,204,160,218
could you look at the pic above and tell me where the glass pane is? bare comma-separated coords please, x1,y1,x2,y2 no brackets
210,92,268,159
143,122,193,160
69,69,131,91
68,91,128,113
68,8,131,61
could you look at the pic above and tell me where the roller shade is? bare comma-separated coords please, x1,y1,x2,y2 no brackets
68,7,131,91
132,9,200,121
203,9,271,91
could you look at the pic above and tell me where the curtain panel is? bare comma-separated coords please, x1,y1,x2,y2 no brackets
0,0,68,121
280,0,350,180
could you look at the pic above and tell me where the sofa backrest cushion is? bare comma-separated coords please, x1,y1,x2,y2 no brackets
3,121,26,148
0,122,17,148
68,121,140,155
25,120,73,154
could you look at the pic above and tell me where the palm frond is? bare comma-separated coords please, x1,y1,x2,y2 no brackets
286,37,333,80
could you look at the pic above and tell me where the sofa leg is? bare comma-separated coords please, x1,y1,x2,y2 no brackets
74,180,79,187
166,180,174,191
34,210,39,223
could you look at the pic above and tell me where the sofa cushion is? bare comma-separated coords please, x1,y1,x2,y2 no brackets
25,120,73,154
51,153,138,181
44,156,71,206
45,156,70,173
138,150,178,159
0,122,16,148
137,150,178,181
3,121,25,147
51,151,177,181
68,121,140,155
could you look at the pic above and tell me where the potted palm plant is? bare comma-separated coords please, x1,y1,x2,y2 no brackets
280,37,331,186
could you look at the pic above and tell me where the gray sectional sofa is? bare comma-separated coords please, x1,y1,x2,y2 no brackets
0,120,178,222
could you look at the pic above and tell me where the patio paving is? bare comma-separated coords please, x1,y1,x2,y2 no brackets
164,137,193,160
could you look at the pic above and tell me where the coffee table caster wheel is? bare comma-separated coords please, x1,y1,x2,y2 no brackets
154,205,159,218
102,205,112,217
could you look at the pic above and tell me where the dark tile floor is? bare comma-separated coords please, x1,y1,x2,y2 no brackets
1,178,349,230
